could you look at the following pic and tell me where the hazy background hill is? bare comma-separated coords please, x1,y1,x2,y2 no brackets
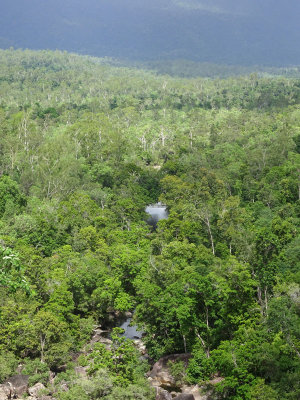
1,0,300,67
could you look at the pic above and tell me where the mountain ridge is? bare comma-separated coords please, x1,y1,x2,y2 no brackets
1,0,300,66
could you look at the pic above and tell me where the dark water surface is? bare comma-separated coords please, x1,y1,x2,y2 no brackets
120,317,143,340
145,202,168,229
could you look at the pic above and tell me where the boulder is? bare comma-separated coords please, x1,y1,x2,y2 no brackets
181,384,205,400
133,338,147,355
208,376,224,385
124,311,133,318
0,384,10,400
5,374,29,397
49,371,56,385
148,354,191,389
28,382,46,397
98,337,113,346
148,354,192,379
75,366,88,378
174,395,195,400
60,382,69,392
154,387,173,400
90,328,112,347
28,397,54,400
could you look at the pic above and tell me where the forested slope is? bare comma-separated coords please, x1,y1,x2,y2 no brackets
2,0,300,66
0,49,299,399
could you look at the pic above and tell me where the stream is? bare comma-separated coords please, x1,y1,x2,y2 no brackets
119,203,169,339
145,202,168,230
119,316,143,339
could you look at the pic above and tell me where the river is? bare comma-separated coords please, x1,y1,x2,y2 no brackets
145,202,168,229
119,316,143,339
119,203,168,339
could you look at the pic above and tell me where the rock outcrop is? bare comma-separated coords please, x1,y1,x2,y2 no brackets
0,376,54,400
148,353,192,390
174,394,195,400
148,354,218,400
154,386,173,400
28,382,46,397
5,374,29,398
0,385,10,400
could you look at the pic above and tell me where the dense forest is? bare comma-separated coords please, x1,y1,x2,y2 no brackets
0,49,299,400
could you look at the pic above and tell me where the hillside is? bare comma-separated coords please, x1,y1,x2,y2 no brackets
1,0,300,66
0,49,299,400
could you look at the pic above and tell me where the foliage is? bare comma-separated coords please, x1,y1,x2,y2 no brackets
0,49,299,399
86,328,148,386
0,351,19,383
56,369,154,400
167,360,187,386
0,246,30,293
22,358,50,386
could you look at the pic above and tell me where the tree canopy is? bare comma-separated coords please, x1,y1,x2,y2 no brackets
0,49,299,400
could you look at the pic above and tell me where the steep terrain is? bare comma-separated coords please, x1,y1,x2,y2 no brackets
0,49,299,400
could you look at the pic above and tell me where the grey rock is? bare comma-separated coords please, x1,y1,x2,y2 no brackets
16,364,24,374
49,371,56,385
93,328,104,336
154,387,173,400
124,311,133,318
28,382,46,397
0,384,10,400
90,329,112,346
148,354,191,389
5,374,29,397
181,384,206,400
208,377,224,385
174,394,195,400
75,366,88,378
28,396,54,400
148,354,191,379
60,383,69,392
98,337,113,346
133,338,147,355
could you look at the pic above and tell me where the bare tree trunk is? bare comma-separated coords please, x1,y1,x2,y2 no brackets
40,335,46,363
298,168,300,200
288,336,300,359
195,329,210,358
264,286,268,316
205,306,209,330
183,335,187,353
257,286,264,316
205,215,215,255
160,128,166,147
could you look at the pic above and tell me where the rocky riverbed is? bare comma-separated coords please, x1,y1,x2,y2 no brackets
0,318,221,400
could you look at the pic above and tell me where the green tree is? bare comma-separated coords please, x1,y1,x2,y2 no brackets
0,176,26,218
0,246,30,293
